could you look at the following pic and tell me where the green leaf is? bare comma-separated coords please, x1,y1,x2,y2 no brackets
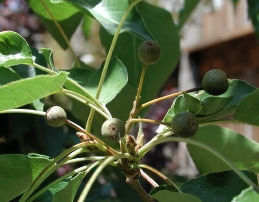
193,80,255,122
247,0,259,39
0,67,20,86
178,0,200,29
180,170,257,202
0,72,68,111
52,172,85,202
151,190,201,202
35,171,85,201
232,186,259,202
234,89,259,126
188,125,259,174
197,95,234,116
99,1,180,121
0,31,33,66
0,154,52,202
66,57,127,105
26,0,83,50
41,48,59,72
54,0,155,41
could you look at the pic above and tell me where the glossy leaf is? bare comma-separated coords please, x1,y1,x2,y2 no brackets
178,0,200,29
232,186,259,202
180,170,257,202
26,0,83,49
99,1,180,121
188,125,259,174
53,0,155,41
234,89,259,126
182,93,201,114
151,190,201,202
0,154,52,202
0,72,68,111
0,31,33,66
66,57,127,105
162,80,256,126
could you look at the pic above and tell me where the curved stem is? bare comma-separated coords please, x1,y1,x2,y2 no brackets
26,164,91,202
32,62,56,75
32,63,106,112
86,0,142,131
139,86,202,110
138,164,182,193
137,136,259,192
61,90,111,120
19,144,90,202
65,156,105,164
131,118,171,126
0,109,45,116
78,153,133,202
39,0,80,67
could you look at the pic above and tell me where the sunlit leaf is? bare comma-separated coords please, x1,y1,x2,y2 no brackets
26,0,83,49
232,186,259,202
0,31,33,66
0,72,68,111
52,0,155,41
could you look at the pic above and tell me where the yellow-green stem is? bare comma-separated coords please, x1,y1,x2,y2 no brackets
138,164,182,193
85,0,142,131
131,118,171,126
78,154,133,202
139,86,202,110
137,136,259,192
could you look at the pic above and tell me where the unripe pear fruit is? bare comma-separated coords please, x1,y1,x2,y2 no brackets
202,69,229,95
45,106,67,127
101,118,125,143
171,112,198,138
138,41,161,65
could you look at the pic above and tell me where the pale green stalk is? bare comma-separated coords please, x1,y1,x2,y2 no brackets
78,154,133,202
26,164,90,202
0,109,45,116
19,144,91,202
86,0,142,131
137,136,259,191
32,62,106,111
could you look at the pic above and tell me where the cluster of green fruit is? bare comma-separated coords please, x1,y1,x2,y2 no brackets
44,41,229,141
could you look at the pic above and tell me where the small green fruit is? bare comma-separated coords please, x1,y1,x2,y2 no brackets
45,106,67,127
171,112,198,138
138,41,161,65
101,118,125,143
202,69,229,95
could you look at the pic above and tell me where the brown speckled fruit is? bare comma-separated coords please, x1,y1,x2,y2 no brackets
171,112,198,138
138,41,161,65
101,118,125,143
202,69,229,96
45,106,67,127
